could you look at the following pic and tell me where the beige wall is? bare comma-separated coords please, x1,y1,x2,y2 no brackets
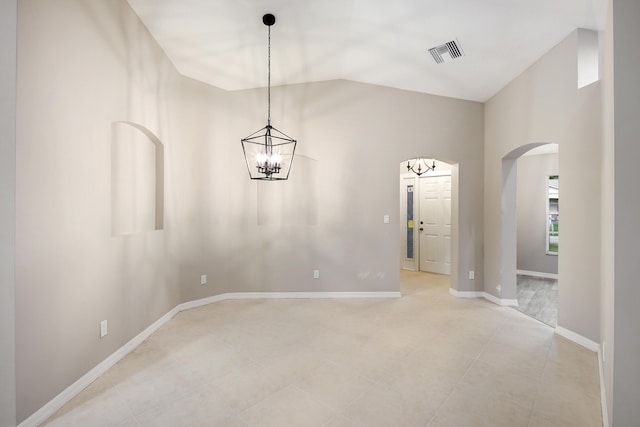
516,153,559,275
12,1,622,423
12,1,634,423
600,0,614,424
174,79,484,302
485,30,602,341
1,1,17,425
612,0,640,424
15,0,182,421
14,1,640,424
13,1,485,422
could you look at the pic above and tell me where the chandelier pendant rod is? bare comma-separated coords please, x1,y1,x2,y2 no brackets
240,13,296,181
267,23,271,128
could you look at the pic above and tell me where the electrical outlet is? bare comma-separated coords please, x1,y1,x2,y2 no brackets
469,270,475,280
100,320,108,338
200,274,207,285
383,215,390,224
313,270,320,279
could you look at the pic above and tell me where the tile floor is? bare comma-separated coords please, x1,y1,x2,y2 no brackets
515,274,558,327
42,271,602,427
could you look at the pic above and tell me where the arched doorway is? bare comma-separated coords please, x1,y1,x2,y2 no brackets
399,158,459,292
502,143,559,326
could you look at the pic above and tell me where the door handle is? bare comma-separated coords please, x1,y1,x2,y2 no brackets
419,228,424,231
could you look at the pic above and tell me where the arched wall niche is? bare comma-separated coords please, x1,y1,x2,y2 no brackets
111,121,164,236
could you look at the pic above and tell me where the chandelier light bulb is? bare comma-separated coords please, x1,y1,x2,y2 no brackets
256,152,267,165
270,152,282,166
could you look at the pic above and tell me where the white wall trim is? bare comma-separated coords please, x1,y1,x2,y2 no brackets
179,291,402,312
449,288,519,307
17,290,400,427
598,346,610,427
17,306,179,427
176,294,228,312
555,325,599,352
450,296,608,427
449,288,484,298
537,325,607,427
516,269,559,280
482,292,519,307
223,291,402,300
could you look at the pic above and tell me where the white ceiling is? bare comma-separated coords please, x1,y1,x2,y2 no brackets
127,0,606,102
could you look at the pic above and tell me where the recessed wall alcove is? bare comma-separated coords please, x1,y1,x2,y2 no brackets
111,121,164,236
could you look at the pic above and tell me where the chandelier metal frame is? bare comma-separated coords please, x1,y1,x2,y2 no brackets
241,13,297,181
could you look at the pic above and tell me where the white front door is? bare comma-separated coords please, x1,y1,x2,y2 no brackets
419,174,452,274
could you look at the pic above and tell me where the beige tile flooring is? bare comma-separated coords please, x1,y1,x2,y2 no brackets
42,271,602,427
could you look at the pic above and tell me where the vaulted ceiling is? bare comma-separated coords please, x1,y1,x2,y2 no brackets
128,0,606,102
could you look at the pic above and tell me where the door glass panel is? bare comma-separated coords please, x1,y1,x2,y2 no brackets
407,185,414,259
547,175,559,254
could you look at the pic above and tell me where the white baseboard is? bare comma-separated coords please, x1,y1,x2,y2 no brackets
222,291,402,300
18,306,180,427
598,347,610,427
178,291,401,312
448,288,484,298
482,292,519,307
555,325,599,352
18,290,400,427
447,292,608,427
449,288,518,307
516,269,559,280
177,294,228,312
553,329,608,427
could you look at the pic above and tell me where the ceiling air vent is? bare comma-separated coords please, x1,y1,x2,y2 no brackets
429,40,464,64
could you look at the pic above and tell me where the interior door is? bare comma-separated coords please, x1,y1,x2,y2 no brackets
419,174,452,274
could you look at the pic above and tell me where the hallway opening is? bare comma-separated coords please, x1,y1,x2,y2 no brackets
502,143,559,324
399,159,454,277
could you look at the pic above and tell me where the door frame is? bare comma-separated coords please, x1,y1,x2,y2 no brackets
501,142,558,304
400,169,453,274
